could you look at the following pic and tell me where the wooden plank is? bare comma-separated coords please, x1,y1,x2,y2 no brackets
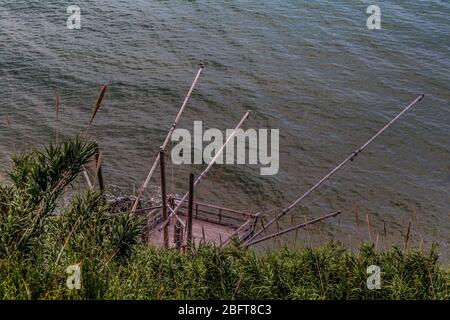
147,217,237,248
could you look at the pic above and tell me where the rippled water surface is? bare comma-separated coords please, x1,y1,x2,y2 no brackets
0,1,449,258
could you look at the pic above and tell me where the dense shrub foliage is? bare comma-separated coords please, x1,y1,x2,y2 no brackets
1,243,448,300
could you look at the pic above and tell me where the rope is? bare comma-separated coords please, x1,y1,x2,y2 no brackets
171,138,174,194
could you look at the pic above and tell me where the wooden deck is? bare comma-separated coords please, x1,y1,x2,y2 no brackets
146,216,237,248
139,198,260,248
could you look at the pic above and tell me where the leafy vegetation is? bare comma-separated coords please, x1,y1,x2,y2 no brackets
0,137,448,300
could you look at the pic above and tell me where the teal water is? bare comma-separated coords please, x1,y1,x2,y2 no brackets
0,1,449,258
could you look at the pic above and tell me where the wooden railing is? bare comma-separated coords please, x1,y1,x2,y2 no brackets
174,198,257,228
139,198,260,245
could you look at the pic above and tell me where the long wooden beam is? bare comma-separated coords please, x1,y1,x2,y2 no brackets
244,211,341,247
131,65,204,213
245,95,424,245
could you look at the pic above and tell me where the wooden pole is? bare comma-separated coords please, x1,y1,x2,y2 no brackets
168,195,181,249
245,94,425,245
244,211,341,247
131,65,204,213
95,152,104,192
174,221,182,250
201,225,206,244
159,149,169,248
187,173,194,249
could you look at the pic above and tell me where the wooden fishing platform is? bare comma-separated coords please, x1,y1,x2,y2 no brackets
81,69,424,250
139,197,260,248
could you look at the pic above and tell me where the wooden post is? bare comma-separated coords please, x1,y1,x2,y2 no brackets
187,173,194,249
95,152,105,192
174,221,182,250
201,225,206,244
159,149,169,248
170,196,182,250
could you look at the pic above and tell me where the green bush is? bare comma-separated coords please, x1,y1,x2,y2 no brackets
1,242,448,300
